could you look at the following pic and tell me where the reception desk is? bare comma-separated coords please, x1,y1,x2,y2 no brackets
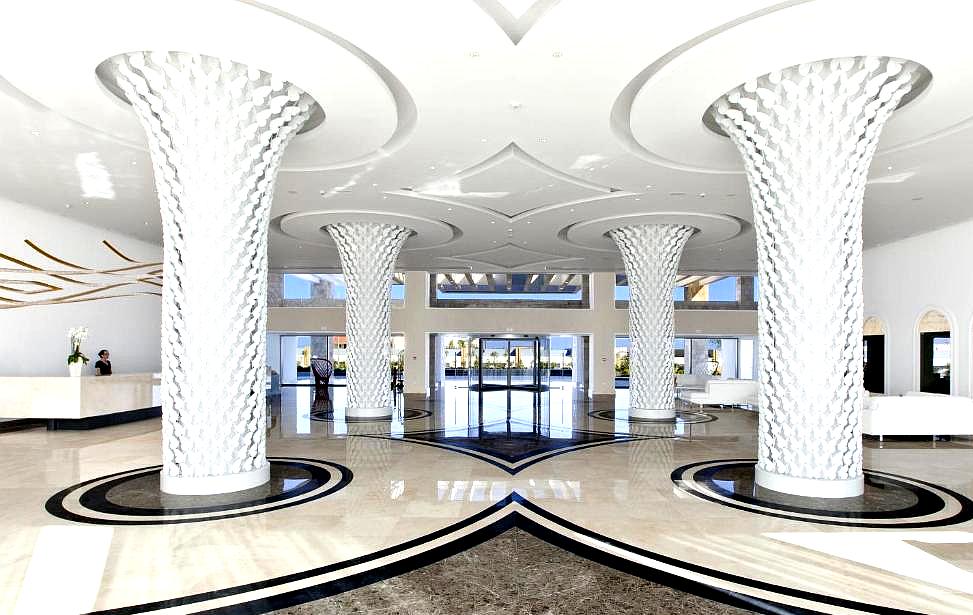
0,372,161,429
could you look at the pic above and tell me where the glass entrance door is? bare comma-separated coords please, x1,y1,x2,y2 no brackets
480,338,509,388
472,336,548,391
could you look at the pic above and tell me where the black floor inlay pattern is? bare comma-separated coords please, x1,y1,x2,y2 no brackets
403,422,620,463
588,409,717,424
672,459,973,528
269,527,757,615
309,407,432,422
45,457,352,525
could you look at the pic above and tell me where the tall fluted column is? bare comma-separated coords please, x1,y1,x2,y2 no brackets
326,222,411,417
711,57,921,497
109,52,314,495
609,224,693,419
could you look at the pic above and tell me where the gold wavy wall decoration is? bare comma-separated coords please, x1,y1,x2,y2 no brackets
0,239,163,309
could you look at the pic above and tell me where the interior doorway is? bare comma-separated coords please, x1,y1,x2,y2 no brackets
470,336,550,391
863,335,886,394
917,309,952,394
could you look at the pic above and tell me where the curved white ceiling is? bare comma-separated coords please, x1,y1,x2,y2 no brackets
0,0,970,273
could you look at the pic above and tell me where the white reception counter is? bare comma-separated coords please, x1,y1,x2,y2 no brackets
0,372,161,429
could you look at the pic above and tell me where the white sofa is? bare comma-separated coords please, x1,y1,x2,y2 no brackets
678,379,758,408
675,373,712,390
863,392,973,437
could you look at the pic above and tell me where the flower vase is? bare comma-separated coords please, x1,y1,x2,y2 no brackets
68,362,84,377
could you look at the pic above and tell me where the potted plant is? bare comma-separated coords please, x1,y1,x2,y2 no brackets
67,326,89,377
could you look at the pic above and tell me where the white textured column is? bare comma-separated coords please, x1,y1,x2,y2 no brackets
326,223,411,417
109,52,314,494
711,57,921,497
609,225,693,419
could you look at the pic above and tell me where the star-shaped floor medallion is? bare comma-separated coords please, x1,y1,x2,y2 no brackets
358,419,669,473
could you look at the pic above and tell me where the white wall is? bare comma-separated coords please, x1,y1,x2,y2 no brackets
864,219,973,396
268,271,759,397
0,198,162,376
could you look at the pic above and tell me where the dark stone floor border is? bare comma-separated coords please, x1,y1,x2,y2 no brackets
46,406,161,430
84,493,922,615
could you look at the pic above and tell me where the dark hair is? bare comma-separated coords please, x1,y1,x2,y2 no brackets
98,349,109,358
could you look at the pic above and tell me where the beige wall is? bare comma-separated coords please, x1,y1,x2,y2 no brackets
268,271,757,397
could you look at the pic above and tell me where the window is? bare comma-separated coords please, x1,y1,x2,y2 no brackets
431,273,588,308
615,274,754,309
270,273,405,307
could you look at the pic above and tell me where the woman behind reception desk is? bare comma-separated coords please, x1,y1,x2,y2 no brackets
95,349,112,376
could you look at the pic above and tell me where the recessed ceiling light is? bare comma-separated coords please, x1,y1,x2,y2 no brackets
371,183,378,187
480,138,488,143
491,221,496,224
506,228,513,231
297,244,303,249
492,240,498,244
144,221,149,226
319,190,326,195
526,220,532,224
64,203,71,208
131,161,137,166
570,208,575,212
447,207,453,211
697,192,707,198
634,197,640,201
887,165,893,171
645,184,654,189
382,195,388,199
429,166,436,170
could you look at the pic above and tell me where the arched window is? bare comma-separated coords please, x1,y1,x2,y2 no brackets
916,309,952,394
863,317,887,394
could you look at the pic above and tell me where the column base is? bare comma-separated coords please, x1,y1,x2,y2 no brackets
160,464,270,496
345,406,395,418
630,407,675,420
755,466,864,498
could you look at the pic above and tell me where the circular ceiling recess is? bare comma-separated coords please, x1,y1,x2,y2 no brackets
275,210,459,251
560,212,743,253
94,54,326,135
0,0,413,170
614,0,973,173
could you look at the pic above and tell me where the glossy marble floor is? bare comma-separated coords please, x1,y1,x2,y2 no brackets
2,383,972,614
